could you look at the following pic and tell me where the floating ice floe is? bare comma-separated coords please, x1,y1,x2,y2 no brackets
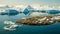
3,21,23,31
4,21,15,25
3,26,16,31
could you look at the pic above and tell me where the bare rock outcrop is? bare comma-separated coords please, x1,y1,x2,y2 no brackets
16,16,60,25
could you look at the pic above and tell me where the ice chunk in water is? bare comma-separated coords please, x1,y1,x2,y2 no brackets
3,26,16,31
4,21,15,25
3,21,23,31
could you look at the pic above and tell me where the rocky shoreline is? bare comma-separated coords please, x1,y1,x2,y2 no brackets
16,16,60,25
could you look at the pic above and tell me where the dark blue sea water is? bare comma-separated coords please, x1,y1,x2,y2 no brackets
0,13,60,34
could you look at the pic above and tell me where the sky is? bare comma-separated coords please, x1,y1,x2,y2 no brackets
0,0,60,6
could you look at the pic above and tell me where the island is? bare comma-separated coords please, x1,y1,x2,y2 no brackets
16,16,60,26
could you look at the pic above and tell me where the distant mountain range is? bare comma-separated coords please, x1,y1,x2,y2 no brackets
0,5,60,10
0,5,60,16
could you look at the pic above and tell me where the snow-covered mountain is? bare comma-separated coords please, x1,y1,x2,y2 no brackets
0,4,60,11
0,4,60,15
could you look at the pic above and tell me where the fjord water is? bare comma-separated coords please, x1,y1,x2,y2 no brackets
0,13,60,34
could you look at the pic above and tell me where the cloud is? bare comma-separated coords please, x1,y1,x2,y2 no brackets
0,4,60,10
31,4,40,10
30,4,60,10
40,5,55,10
13,5,60,10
